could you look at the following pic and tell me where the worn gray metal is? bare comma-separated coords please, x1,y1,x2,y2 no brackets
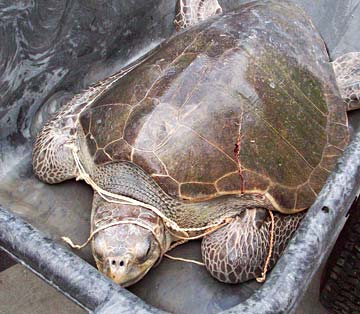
0,0,175,142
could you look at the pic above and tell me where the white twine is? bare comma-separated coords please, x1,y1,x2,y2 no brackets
64,130,273,279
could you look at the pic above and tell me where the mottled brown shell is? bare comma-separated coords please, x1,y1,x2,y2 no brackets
78,1,349,213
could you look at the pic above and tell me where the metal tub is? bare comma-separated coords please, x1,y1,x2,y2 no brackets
1,1,360,313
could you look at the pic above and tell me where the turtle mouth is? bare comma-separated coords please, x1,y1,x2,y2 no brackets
120,264,153,287
94,252,159,287
104,259,156,287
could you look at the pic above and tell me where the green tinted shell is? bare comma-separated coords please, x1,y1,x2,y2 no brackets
78,1,349,213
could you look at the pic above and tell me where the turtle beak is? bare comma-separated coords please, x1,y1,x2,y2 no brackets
105,256,128,284
104,255,153,287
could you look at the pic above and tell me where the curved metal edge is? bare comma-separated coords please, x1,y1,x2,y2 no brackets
0,207,165,314
222,129,360,314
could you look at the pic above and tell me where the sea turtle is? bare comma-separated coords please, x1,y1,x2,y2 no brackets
32,0,360,287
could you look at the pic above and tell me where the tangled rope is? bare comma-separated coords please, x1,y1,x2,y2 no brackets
62,143,275,281
69,143,232,235
62,144,233,264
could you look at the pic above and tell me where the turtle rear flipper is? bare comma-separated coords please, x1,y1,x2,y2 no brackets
201,209,304,283
332,52,360,111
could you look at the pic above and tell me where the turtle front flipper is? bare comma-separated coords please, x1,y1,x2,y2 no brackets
32,110,77,184
174,0,222,30
332,52,360,111
201,209,305,283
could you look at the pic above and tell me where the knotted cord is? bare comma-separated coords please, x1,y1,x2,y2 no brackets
256,209,275,283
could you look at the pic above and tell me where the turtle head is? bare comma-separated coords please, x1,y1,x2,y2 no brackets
92,204,170,287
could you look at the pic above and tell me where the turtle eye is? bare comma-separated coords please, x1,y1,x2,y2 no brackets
145,242,152,257
138,241,152,264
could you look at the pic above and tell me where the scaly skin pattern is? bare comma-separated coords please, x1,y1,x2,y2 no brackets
83,159,273,229
332,52,360,111
32,101,77,184
201,209,304,283
32,1,354,285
